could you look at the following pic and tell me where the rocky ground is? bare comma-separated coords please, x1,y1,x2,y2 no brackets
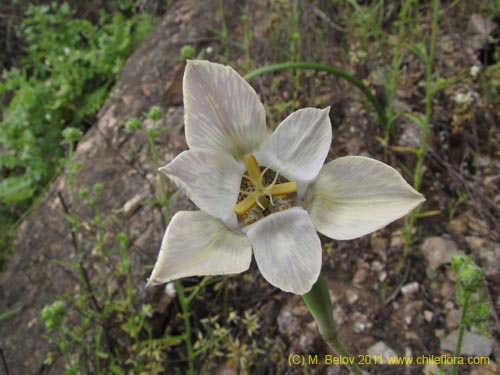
0,1,499,374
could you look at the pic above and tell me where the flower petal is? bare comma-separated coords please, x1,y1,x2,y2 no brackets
257,107,332,196
184,60,268,158
307,156,425,240
148,211,252,285
243,207,322,294
160,150,244,229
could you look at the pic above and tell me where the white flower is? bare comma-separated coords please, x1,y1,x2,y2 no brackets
454,92,473,105
470,65,480,78
148,60,424,295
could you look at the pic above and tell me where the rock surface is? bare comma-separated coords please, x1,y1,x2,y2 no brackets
422,236,459,271
367,341,397,364
440,330,494,356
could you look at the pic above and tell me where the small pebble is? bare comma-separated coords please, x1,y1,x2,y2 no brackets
401,282,419,296
424,310,434,322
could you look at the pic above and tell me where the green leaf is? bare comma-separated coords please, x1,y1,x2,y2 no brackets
406,112,427,129
431,77,452,96
409,42,428,61
0,307,21,322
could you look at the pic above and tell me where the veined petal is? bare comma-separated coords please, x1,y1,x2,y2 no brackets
184,60,268,158
307,156,425,240
257,107,332,196
160,150,244,229
243,207,322,295
148,211,252,285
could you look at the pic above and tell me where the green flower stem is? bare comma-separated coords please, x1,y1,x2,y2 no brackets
414,0,440,193
244,62,387,128
303,274,365,375
176,280,195,375
403,0,440,260
451,291,470,375
384,0,412,152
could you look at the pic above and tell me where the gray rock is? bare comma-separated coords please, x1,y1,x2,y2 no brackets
352,312,372,333
424,310,434,322
367,341,397,364
399,120,423,148
352,267,368,285
440,330,494,356
371,260,384,272
345,288,359,305
445,309,461,330
447,217,467,236
390,230,405,250
423,363,440,375
401,282,419,296
122,192,147,218
422,236,459,270
277,298,316,352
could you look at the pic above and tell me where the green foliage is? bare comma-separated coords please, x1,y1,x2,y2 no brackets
180,45,196,60
147,106,163,122
451,253,490,320
62,127,84,144
124,118,143,133
41,300,67,332
447,253,492,375
0,2,158,269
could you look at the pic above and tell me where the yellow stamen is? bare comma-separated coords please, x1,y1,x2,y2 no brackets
269,181,297,196
243,154,261,181
234,153,297,216
234,195,257,215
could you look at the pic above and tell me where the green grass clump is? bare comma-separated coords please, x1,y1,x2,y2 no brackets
0,2,158,269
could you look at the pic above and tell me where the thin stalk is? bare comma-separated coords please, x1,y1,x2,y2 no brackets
62,144,100,312
303,274,365,375
414,0,440,192
451,292,470,375
290,0,302,106
384,0,412,153
244,62,387,127
146,129,171,223
121,245,135,311
216,0,230,64
403,0,440,260
176,280,195,375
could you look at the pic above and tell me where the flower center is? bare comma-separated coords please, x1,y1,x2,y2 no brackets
233,154,297,223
